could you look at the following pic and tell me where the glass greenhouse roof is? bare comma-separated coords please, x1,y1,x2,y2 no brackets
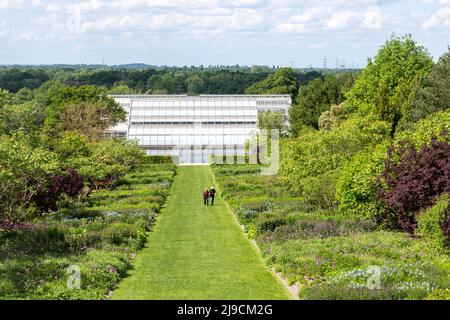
109,94,291,163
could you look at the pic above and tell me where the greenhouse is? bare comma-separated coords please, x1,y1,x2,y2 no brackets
109,94,291,163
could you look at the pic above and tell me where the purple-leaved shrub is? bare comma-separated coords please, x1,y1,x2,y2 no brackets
33,168,84,213
376,138,450,233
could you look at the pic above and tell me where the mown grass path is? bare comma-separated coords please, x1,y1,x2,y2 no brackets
112,166,290,300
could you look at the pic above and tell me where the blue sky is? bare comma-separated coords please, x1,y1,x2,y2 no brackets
0,0,449,67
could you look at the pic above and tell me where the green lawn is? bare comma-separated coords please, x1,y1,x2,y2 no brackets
112,165,290,300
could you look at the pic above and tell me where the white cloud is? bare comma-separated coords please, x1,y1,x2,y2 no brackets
0,0,23,10
0,0,449,66
361,5,385,29
67,0,105,14
326,10,358,30
0,0,442,40
290,6,332,24
422,6,450,28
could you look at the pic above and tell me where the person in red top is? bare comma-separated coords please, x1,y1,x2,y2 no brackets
203,188,209,206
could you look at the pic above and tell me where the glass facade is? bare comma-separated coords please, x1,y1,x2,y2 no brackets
108,94,291,163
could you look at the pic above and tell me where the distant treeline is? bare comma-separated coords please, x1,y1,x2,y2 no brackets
0,65,355,96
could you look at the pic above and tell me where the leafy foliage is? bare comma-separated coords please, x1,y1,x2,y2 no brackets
0,88,12,106
399,48,450,130
394,109,450,149
336,142,389,220
257,110,288,135
0,69,49,93
36,83,125,139
69,139,145,190
0,164,176,299
245,68,298,99
376,139,450,233
280,115,390,195
346,35,433,130
0,136,60,221
56,101,121,140
290,73,355,133
0,102,43,136
336,110,450,224
32,168,85,213
416,194,450,249
318,103,347,131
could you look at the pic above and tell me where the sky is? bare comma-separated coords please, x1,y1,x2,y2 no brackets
0,0,449,67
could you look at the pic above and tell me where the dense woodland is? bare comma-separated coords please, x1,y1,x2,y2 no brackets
0,64,326,96
0,34,449,299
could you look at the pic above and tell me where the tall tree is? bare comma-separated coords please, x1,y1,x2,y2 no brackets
36,82,126,139
245,67,298,99
399,47,450,130
346,35,433,131
186,74,205,95
289,74,354,135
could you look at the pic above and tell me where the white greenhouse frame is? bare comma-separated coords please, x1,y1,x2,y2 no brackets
108,94,291,164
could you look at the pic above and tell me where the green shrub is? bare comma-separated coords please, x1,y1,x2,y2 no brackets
280,114,390,194
302,170,340,210
65,230,102,250
58,208,103,220
258,217,377,243
100,223,144,248
246,224,257,240
394,109,450,149
425,289,450,300
240,199,270,212
0,136,60,221
142,155,173,164
303,285,413,300
336,143,389,221
416,194,450,249
257,217,286,234
22,226,68,252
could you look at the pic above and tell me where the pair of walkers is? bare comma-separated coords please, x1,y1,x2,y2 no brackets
202,187,216,206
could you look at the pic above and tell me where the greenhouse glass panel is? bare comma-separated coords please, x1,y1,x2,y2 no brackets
108,95,291,164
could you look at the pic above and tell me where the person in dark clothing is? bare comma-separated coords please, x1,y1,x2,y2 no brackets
203,188,209,205
209,186,216,206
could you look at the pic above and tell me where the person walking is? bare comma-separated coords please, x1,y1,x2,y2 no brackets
202,187,209,206
209,186,216,206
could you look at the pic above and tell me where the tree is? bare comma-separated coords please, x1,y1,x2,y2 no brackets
290,74,353,134
346,35,433,131
318,103,347,131
0,68,49,92
336,142,389,221
108,85,137,95
69,139,145,190
399,47,450,130
0,135,60,221
13,87,34,104
56,101,121,141
337,109,450,227
0,88,11,107
186,74,205,95
280,114,390,195
37,83,126,139
245,67,298,99
0,102,43,137
53,131,90,160
257,110,288,135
